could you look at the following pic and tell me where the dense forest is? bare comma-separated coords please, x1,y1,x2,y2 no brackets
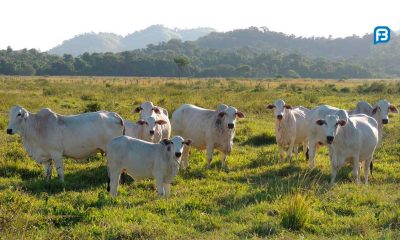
1,27,399,78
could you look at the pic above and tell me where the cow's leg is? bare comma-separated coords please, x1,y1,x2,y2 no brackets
44,160,53,181
221,152,229,170
155,175,164,197
308,141,317,168
109,169,120,197
293,144,299,161
163,183,171,198
364,157,372,185
279,145,285,163
206,143,214,168
302,142,308,160
352,155,360,184
287,139,295,162
52,153,64,182
330,153,339,186
181,144,190,169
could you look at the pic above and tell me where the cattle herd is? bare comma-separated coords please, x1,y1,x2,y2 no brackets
5,99,398,197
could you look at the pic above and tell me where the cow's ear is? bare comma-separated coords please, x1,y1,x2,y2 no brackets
316,119,326,126
218,112,225,118
155,119,167,125
137,119,147,125
183,139,192,146
266,104,275,109
337,120,347,126
21,111,27,119
152,107,161,114
284,104,292,109
372,106,379,115
236,111,245,118
134,107,142,113
389,105,398,113
161,138,171,145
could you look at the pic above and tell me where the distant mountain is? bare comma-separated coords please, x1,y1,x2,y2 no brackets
196,27,374,58
48,25,215,56
48,32,124,56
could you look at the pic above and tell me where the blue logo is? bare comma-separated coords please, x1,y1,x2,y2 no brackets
374,26,390,44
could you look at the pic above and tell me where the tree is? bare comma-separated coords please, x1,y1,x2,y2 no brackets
174,56,189,79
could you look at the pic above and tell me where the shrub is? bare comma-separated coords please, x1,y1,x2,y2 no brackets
42,87,57,96
84,102,102,112
340,87,351,93
80,94,96,101
304,92,319,104
281,193,311,230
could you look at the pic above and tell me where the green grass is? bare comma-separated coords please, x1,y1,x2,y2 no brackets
0,76,399,239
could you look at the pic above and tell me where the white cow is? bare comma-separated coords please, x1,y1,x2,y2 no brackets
266,99,308,162
349,99,398,147
315,110,379,185
124,116,167,143
172,104,244,169
306,105,347,168
133,101,171,140
106,136,192,197
6,106,124,182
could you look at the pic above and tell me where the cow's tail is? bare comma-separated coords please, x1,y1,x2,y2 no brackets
114,112,125,135
306,147,309,160
370,161,373,176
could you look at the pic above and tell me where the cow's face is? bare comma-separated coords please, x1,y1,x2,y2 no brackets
162,136,191,160
133,101,160,118
137,116,167,138
372,100,398,125
7,106,28,135
217,106,244,130
266,99,291,121
316,114,347,144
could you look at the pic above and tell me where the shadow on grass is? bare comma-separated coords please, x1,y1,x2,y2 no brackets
21,165,108,194
242,133,276,146
0,165,42,180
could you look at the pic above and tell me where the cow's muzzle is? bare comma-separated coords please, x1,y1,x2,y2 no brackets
382,119,388,125
277,115,283,120
6,129,13,135
327,136,334,144
228,123,235,129
175,152,182,158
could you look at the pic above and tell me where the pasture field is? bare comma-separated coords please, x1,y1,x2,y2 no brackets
0,76,399,239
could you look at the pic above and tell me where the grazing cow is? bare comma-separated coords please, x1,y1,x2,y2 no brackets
315,110,379,185
172,104,244,169
133,101,171,140
124,116,167,143
266,100,308,162
6,106,124,182
106,136,191,197
349,100,398,146
306,105,347,168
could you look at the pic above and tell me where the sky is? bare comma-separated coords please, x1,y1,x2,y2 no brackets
1,0,399,51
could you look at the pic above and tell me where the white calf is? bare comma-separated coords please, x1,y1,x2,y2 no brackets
106,136,191,197
266,99,308,162
133,101,171,139
315,110,379,185
124,116,167,143
172,104,244,169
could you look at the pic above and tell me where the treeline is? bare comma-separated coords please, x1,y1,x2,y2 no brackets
0,44,373,78
1,27,399,78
